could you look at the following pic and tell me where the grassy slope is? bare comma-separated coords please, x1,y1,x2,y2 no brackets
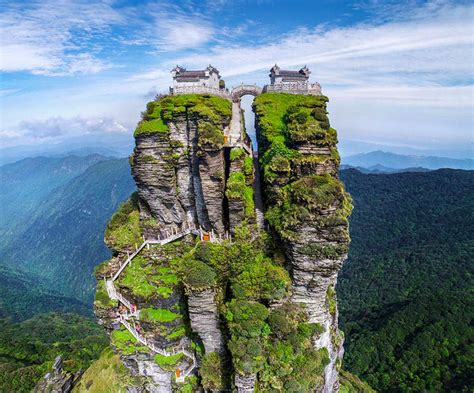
73,347,140,393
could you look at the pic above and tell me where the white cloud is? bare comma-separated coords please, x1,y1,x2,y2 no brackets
152,14,215,51
0,116,130,147
0,0,122,75
1,0,472,152
18,117,128,138
169,2,473,87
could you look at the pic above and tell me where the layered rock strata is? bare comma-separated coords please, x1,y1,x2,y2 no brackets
186,288,224,354
132,95,232,235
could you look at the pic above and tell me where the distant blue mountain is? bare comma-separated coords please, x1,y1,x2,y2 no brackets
342,150,473,170
0,156,136,307
340,164,431,174
0,133,134,165
337,139,473,159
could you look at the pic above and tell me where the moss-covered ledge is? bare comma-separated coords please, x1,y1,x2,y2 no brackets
135,94,232,138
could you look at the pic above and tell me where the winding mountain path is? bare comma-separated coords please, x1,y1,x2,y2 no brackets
106,223,205,382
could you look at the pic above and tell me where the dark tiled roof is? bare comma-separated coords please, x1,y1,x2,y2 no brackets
279,70,308,78
282,77,308,82
175,77,203,82
178,70,206,77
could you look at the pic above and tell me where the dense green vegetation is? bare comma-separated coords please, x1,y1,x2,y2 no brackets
339,169,474,392
0,313,107,392
339,370,376,393
110,328,149,356
154,352,183,369
105,193,142,250
225,171,255,219
200,352,225,391
0,265,91,321
140,307,180,323
135,94,232,141
115,245,183,301
253,93,351,243
174,224,328,389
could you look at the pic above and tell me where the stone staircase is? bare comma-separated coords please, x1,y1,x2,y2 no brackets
106,221,231,383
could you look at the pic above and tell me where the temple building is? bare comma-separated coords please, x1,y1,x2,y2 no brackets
170,65,225,95
264,64,322,95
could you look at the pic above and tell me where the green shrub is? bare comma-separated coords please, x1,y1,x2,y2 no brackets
231,256,290,301
198,121,224,149
243,186,254,218
181,260,217,290
104,195,142,250
230,147,245,161
243,156,253,177
200,352,225,391
226,172,246,199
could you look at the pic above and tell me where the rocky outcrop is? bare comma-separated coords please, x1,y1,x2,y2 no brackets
187,288,224,353
235,373,256,393
123,354,172,393
34,356,78,393
93,91,351,393
132,96,231,235
254,93,352,392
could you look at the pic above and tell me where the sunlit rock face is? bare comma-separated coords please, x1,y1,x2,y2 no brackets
132,102,231,235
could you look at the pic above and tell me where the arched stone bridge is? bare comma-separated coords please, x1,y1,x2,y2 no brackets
231,84,262,101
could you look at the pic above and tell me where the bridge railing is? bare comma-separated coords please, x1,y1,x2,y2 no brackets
263,82,322,95
170,86,231,99
230,83,263,100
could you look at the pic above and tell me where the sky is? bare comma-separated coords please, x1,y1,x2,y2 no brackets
0,0,473,156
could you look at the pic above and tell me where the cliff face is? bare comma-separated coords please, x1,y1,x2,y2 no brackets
254,93,352,392
93,92,351,393
132,95,231,234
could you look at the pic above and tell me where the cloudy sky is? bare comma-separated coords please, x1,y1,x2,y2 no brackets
0,0,473,155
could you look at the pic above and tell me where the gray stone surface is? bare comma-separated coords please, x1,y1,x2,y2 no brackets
187,288,224,354
235,373,256,393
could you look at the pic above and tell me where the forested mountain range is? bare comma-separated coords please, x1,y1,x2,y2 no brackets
0,155,471,391
338,169,474,391
0,156,136,312
343,150,474,170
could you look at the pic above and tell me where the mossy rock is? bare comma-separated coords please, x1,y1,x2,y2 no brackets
104,193,142,251
135,94,231,138
94,280,118,309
